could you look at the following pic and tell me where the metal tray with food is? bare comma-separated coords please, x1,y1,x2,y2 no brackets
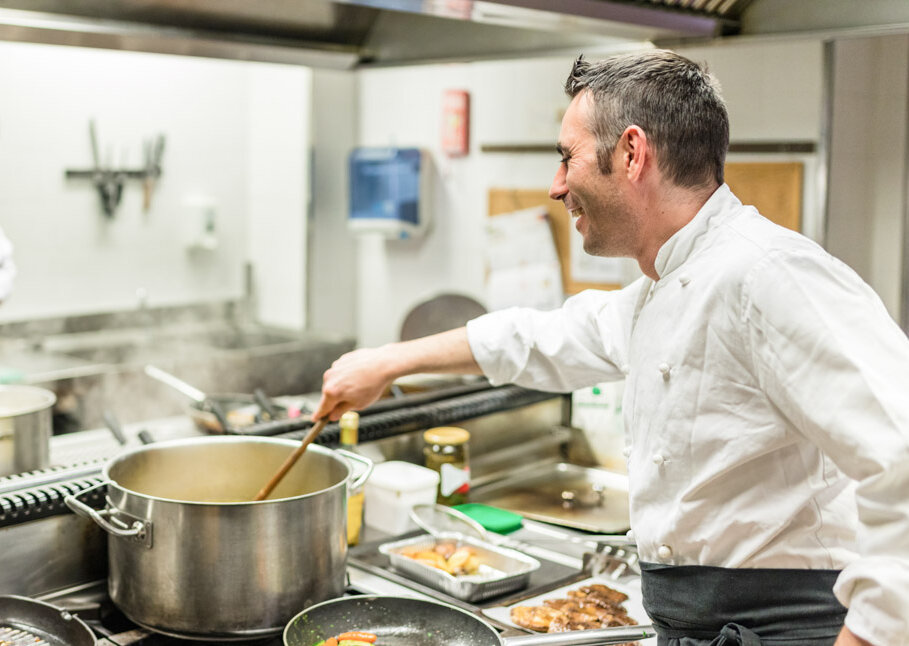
378,532,541,602
482,575,652,639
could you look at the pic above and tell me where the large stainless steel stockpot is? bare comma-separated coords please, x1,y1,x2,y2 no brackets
65,435,371,641
0,385,55,477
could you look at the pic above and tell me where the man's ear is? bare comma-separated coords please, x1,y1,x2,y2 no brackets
618,125,648,181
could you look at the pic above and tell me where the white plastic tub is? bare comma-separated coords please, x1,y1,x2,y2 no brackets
364,461,440,535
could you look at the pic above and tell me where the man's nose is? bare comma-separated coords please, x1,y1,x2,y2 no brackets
549,164,567,201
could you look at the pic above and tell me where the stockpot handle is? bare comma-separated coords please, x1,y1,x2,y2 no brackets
64,481,153,548
335,449,373,491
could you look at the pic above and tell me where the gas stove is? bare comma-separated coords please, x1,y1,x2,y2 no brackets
35,528,586,645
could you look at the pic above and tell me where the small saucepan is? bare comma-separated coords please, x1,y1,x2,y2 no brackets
283,595,654,646
144,365,290,432
188,393,289,433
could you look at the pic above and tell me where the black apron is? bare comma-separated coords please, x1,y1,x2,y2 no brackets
640,563,847,646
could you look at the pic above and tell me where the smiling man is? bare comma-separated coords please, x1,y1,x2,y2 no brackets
314,51,909,646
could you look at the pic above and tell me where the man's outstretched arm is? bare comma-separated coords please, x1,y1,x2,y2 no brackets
312,327,481,421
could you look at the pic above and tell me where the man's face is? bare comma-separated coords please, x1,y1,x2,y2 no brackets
549,92,638,258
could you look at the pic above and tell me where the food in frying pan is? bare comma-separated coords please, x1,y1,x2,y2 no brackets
399,541,481,575
313,631,378,646
510,583,638,633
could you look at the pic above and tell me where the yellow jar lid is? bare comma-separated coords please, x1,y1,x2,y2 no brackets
423,426,470,445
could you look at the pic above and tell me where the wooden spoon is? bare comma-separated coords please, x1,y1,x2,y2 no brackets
253,418,328,501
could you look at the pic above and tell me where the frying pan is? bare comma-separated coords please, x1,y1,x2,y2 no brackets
0,595,96,646
188,393,289,433
283,595,655,646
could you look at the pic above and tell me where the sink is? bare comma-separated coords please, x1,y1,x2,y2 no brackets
60,342,183,365
21,323,354,432
39,325,301,364
185,326,303,351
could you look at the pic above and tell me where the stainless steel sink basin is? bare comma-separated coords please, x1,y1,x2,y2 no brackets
60,342,182,365
183,326,303,351
41,325,302,365
4,306,355,433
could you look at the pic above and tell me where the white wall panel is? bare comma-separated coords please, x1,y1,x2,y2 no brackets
0,41,310,327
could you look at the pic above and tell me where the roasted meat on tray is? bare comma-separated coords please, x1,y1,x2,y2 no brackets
510,582,638,635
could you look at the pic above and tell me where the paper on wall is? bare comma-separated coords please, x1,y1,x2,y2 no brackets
486,263,563,311
484,206,563,311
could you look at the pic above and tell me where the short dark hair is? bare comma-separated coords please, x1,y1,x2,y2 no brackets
564,50,729,188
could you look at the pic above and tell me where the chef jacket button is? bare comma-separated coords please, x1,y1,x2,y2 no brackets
620,363,630,375
658,362,671,379
652,453,665,466
626,529,635,542
679,275,691,286
622,446,632,458
658,544,673,560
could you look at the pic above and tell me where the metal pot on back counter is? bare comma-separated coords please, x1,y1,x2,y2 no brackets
64,435,372,641
0,385,56,477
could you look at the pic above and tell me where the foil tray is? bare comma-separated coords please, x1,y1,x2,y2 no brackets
378,532,541,602
470,462,630,533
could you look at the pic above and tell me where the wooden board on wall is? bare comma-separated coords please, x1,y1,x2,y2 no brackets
488,188,621,294
724,161,803,232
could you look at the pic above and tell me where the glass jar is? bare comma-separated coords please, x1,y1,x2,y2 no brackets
423,426,470,506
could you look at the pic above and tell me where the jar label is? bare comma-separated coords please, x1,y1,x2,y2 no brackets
440,462,470,496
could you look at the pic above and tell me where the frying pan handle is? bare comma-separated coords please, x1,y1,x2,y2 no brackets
502,624,656,645
335,449,373,491
64,482,153,548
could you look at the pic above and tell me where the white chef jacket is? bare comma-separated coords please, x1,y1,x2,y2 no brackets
467,185,909,646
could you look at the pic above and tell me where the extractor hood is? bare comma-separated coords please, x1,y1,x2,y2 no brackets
0,0,749,69
1,0,908,69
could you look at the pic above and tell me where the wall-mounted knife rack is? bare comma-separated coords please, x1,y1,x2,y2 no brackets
64,120,166,218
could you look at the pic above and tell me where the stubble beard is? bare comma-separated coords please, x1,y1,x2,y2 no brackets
581,199,636,259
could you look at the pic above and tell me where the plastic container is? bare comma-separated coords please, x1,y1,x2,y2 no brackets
363,461,440,535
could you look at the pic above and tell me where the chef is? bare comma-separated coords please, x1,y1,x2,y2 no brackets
0,224,15,304
313,51,909,646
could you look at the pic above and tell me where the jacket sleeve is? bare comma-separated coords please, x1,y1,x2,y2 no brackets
744,247,909,646
465,281,644,392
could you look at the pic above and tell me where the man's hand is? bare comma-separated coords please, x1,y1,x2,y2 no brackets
834,626,874,646
313,346,397,421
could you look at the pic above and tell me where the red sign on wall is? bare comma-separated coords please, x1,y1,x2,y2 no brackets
441,89,470,157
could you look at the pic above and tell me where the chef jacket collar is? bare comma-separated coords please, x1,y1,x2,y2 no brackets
652,184,739,281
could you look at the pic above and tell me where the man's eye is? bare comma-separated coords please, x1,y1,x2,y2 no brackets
560,156,570,165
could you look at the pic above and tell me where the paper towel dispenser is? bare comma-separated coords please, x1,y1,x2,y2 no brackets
349,147,429,239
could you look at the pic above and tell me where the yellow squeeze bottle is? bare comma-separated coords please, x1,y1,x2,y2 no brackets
340,411,364,546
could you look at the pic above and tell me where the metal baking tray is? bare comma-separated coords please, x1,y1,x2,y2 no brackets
378,532,541,602
471,462,630,533
482,574,653,638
